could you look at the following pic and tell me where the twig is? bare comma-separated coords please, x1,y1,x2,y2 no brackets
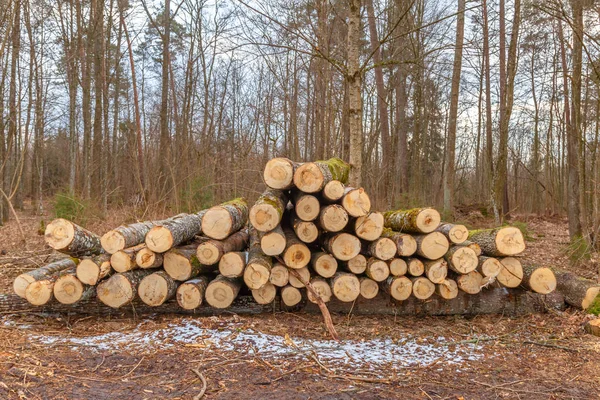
120,356,145,378
191,368,207,400
522,340,579,353
0,188,26,243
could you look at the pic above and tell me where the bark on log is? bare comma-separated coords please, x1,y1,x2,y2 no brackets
321,180,345,202
359,277,379,299
110,244,146,273
329,272,360,302
290,216,319,243
176,276,211,310
342,254,367,274
218,251,248,278
307,277,333,303
311,252,338,278
382,276,413,301
365,258,390,282
353,212,384,241
201,198,248,240
269,263,290,287
291,192,320,221
263,157,300,190
205,275,242,309
101,216,179,254
288,266,310,288
25,267,78,306
555,271,600,310
53,273,94,305
383,208,441,234
45,219,103,257
340,187,371,217
361,237,397,261
321,232,361,261
413,232,449,260
444,245,478,274
293,157,351,193
435,223,469,244
250,190,288,232
138,271,179,306
14,258,77,298
135,248,163,269
96,269,155,308
406,258,425,277
318,204,349,232
196,229,249,265
380,228,417,257
497,257,524,288
77,255,112,286
585,319,600,336
258,224,287,255
252,282,277,304
477,256,503,278
411,277,436,300
244,247,273,290
281,285,303,307
388,258,408,276
468,227,526,256
282,228,311,269
164,245,216,281
145,212,205,253
456,271,484,294
424,259,448,284
459,240,482,256
436,279,459,300
520,264,557,295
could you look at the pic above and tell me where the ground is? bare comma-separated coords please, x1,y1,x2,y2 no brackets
0,203,599,399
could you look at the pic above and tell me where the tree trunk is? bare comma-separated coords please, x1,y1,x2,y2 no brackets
102,219,173,254
14,258,78,298
45,219,103,257
145,212,206,253
346,0,363,187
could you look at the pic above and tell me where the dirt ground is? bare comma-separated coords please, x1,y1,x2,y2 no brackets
0,203,599,399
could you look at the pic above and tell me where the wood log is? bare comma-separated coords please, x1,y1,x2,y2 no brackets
101,217,179,254
307,277,333,303
359,277,379,299
380,228,417,256
25,267,78,306
342,254,367,274
411,277,436,300
292,192,320,221
413,232,449,260
77,255,112,285
468,227,526,256
201,198,248,240
521,264,557,295
361,237,397,261
311,252,338,278
318,204,349,232
330,272,360,302
219,251,248,278
388,258,408,276
459,240,482,256
97,269,155,308
288,266,310,288
258,224,287,255
138,271,179,306
45,219,103,257
269,263,290,287
436,279,459,300
176,276,210,310
205,275,242,309
281,285,303,307
497,257,524,288
196,229,249,265
321,232,361,261
406,258,425,277
53,273,94,305
145,212,205,253
585,319,600,336
444,245,478,274
244,247,273,289
383,208,441,234
555,271,600,310
110,244,146,273
135,247,163,269
340,187,371,217
252,282,277,304
250,190,288,232
477,256,503,278
321,180,345,202
14,258,77,298
282,228,311,269
365,258,390,282
424,259,448,284
353,212,384,241
382,276,413,301
263,157,299,190
290,216,319,243
435,223,469,244
164,245,216,281
456,271,484,294
293,157,350,193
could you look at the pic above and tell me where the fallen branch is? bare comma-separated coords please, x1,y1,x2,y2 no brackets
191,368,207,400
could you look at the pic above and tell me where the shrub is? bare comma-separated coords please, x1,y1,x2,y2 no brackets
563,235,593,264
53,190,99,226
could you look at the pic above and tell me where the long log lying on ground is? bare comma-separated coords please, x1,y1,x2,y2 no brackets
468,227,525,256
293,157,350,193
14,258,78,298
555,271,600,311
201,198,248,240
0,288,566,316
263,157,300,190
383,208,441,234
196,229,249,265
45,219,103,257
101,217,176,254
77,255,112,285
145,212,205,253
249,190,288,232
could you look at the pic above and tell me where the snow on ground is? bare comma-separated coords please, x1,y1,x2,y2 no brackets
10,318,484,369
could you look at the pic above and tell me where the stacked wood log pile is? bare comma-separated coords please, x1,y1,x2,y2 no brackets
11,157,600,318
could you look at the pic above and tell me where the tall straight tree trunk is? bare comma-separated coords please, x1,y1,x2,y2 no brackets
92,0,104,200
347,0,362,187
77,1,92,198
443,0,465,216
483,0,493,202
159,0,172,198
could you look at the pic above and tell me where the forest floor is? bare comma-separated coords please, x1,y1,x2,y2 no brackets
0,203,599,399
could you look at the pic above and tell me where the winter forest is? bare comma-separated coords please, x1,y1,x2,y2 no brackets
0,0,599,251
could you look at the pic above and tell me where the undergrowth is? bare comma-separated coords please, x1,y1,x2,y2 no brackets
505,220,535,241
562,235,594,264
53,190,100,226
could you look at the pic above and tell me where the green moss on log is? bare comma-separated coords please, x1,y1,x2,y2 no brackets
588,295,600,315
319,157,350,183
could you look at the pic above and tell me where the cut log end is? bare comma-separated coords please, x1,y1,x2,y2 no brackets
205,276,240,309
25,281,54,305
345,254,367,274
354,212,384,241
322,180,345,202
359,277,379,299
138,273,176,306
163,251,196,281
415,209,441,233
583,287,600,311
294,221,319,243
250,204,281,232
307,277,333,303
407,258,425,277
196,242,221,265
495,227,526,255
53,275,86,305
295,195,320,221
110,250,137,273
145,226,174,253
436,279,459,300
417,232,449,260
13,275,35,299
366,258,390,282
97,275,134,308
101,230,126,254
447,246,478,274
412,277,436,300
319,204,348,232
219,252,247,278
388,258,407,277
243,263,271,290
448,224,468,244
479,257,503,278
252,282,277,304
312,253,338,278
136,248,162,269
385,276,413,301
293,162,325,193
424,259,448,284
341,188,371,217
269,264,290,287
585,319,600,336
498,257,524,288
457,271,484,294
288,267,310,288
525,267,557,294
201,208,233,240
44,218,75,250
327,233,361,261
263,158,295,189
283,243,311,269
330,272,360,302
281,285,303,307
176,278,209,310
371,238,397,261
